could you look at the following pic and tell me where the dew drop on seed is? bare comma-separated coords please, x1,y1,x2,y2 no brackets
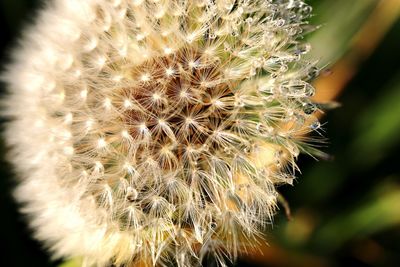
294,43,311,55
249,68,257,77
305,85,315,97
303,103,316,114
262,95,275,102
259,168,269,177
310,121,321,130
224,3,233,10
288,27,299,36
126,186,138,202
256,123,262,131
245,17,253,25
288,145,300,157
307,66,320,80
302,6,313,16
275,19,285,27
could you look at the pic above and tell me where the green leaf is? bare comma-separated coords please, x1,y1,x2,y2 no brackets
58,258,83,267
308,0,378,65
312,181,400,251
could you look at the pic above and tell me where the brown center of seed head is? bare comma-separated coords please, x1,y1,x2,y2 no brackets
123,48,238,172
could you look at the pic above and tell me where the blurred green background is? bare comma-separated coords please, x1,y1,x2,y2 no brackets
0,0,399,267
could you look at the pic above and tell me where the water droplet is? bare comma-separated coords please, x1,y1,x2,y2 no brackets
275,150,284,159
209,33,216,39
275,19,285,27
259,168,269,177
252,58,264,68
262,95,275,102
126,186,138,202
280,64,288,72
302,6,313,16
224,3,233,10
235,98,245,108
307,66,320,80
310,121,321,130
288,144,300,157
245,17,253,25
294,114,306,127
303,103,317,114
224,147,232,154
294,44,311,55
249,67,257,77
287,27,299,36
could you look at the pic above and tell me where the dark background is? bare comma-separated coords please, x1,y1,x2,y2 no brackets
1,1,399,267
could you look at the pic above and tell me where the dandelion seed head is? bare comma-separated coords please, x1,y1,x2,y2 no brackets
3,0,323,266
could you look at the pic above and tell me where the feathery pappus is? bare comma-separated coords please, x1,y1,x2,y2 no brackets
2,0,324,266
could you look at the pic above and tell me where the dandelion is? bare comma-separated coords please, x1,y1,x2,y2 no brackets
2,0,322,266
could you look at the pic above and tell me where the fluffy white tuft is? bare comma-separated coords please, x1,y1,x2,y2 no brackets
3,0,322,266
